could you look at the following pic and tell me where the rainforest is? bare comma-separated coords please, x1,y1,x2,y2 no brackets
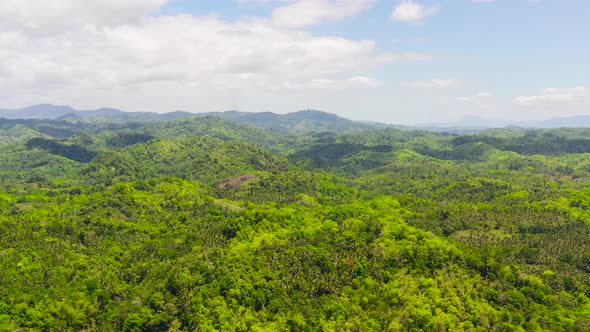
0,111,589,331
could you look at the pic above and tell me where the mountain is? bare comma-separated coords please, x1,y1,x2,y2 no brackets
416,116,516,132
0,115,306,155
418,115,590,131
198,109,388,133
7,104,590,133
139,116,310,154
0,104,76,119
539,115,590,128
0,104,195,123
1,104,392,133
0,118,93,147
71,108,162,123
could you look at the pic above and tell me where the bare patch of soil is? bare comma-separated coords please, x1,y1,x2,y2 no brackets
216,174,256,190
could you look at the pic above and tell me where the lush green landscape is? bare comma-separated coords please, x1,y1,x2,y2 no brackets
1,111,590,331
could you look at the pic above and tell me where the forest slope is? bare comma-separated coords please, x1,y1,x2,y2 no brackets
0,120,590,330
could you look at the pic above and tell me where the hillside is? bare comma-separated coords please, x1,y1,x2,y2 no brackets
137,116,310,154
199,109,389,133
0,118,94,147
1,120,590,330
292,128,590,289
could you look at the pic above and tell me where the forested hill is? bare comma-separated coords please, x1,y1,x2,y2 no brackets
1,104,391,133
0,104,190,123
1,117,590,330
196,109,392,133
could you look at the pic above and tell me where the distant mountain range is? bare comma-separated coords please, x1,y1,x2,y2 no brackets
0,104,77,119
0,104,391,133
199,110,394,133
0,104,191,123
2,104,590,132
419,115,590,130
538,115,590,128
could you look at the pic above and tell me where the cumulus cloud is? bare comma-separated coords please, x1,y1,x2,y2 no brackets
0,0,435,110
392,0,439,23
0,0,167,34
0,17,390,89
515,87,590,106
272,0,376,28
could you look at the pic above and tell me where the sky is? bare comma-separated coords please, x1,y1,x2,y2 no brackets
0,0,588,125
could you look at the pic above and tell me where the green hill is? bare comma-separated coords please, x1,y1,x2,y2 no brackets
138,116,310,154
2,104,393,134
198,109,390,133
1,120,590,330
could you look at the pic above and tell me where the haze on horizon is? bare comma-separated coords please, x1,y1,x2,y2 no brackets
0,0,588,125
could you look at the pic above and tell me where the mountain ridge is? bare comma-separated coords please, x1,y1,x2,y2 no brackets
3,104,590,131
1,104,391,133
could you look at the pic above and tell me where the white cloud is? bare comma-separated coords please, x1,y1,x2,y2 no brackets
515,87,590,106
0,0,167,35
0,17,382,89
272,0,375,28
403,78,462,88
0,0,433,110
392,0,439,23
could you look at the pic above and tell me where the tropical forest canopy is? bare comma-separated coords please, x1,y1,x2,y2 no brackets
1,109,590,331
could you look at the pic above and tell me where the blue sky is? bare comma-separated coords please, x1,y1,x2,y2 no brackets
159,0,589,89
1,0,588,124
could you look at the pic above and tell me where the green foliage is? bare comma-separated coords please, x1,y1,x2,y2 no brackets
1,119,590,330
196,109,383,134
26,137,97,162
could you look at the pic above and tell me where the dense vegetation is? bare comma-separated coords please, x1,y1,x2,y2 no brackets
1,114,590,331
